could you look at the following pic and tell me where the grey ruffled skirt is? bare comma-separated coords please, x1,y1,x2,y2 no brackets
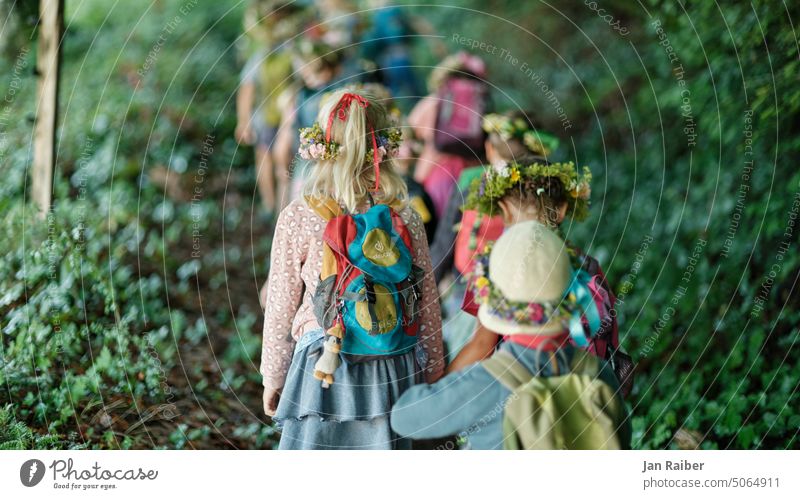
274,329,425,450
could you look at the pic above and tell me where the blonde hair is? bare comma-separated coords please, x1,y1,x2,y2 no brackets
427,51,487,92
303,89,408,212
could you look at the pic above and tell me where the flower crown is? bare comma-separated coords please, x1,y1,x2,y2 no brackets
470,244,578,326
464,161,592,221
298,122,402,163
482,113,560,156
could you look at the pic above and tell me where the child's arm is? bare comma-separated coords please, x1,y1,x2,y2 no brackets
260,203,307,413
406,209,445,383
236,53,261,145
391,364,505,440
272,91,297,173
235,81,256,145
446,320,500,374
407,96,438,183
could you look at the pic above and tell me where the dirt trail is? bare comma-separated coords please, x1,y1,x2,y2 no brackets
136,168,277,449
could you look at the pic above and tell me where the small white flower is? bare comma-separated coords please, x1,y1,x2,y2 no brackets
494,161,510,177
578,182,591,200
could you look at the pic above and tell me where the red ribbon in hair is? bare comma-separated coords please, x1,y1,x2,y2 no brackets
325,93,381,192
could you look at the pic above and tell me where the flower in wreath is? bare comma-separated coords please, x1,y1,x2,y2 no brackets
297,122,401,164
492,160,510,177
474,276,491,301
514,309,529,322
577,181,591,200
527,302,544,322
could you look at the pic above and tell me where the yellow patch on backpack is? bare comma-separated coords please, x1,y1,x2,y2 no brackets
362,228,400,267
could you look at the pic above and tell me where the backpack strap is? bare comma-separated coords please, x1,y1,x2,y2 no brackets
363,278,381,335
306,195,406,218
565,268,602,347
481,351,534,391
568,348,601,376
305,196,343,221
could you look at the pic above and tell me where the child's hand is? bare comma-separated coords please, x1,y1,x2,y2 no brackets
236,121,255,145
263,387,281,417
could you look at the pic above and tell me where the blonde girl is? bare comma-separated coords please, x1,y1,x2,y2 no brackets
260,89,444,449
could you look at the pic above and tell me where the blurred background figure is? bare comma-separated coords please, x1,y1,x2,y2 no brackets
407,51,488,220
272,39,348,203
315,0,360,46
360,0,446,113
237,0,309,215
395,117,438,243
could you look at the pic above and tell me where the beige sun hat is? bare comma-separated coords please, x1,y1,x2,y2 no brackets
477,221,571,336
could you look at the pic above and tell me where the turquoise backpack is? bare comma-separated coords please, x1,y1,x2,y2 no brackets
307,197,424,386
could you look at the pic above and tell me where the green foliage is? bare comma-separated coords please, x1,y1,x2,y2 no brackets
1,0,274,449
0,405,80,449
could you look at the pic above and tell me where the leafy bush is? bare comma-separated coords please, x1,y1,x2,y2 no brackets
1,0,274,449
0,405,81,449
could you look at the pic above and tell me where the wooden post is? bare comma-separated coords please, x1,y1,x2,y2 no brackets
31,0,63,218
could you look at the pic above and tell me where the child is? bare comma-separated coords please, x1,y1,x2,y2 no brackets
447,153,633,395
237,0,306,213
390,221,631,449
260,89,444,449
407,52,488,219
430,111,559,361
360,0,447,112
272,40,348,204
430,110,557,280
448,159,597,363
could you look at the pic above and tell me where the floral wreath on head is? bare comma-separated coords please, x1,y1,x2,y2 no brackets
470,244,579,326
482,113,560,157
298,122,402,163
297,92,403,173
464,161,592,221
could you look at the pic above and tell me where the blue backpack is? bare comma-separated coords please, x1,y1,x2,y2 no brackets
307,197,424,386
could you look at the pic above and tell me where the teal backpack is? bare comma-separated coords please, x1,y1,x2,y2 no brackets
307,197,424,386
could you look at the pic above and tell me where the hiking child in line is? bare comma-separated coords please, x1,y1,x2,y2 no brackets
429,110,559,361
260,89,444,449
407,52,488,219
236,1,306,214
390,221,631,449
447,146,633,394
